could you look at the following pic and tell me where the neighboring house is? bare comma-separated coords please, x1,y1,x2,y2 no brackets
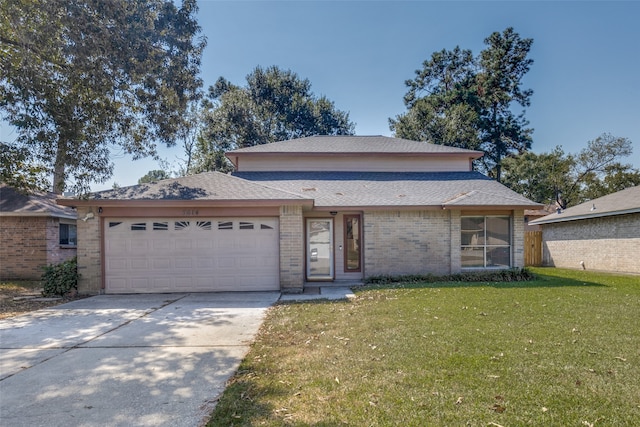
58,135,541,294
0,185,78,281
530,185,640,275
524,206,555,232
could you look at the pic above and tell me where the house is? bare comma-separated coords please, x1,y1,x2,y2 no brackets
524,206,555,232
0,185,78,280
58,135,541,294
530,185,640,274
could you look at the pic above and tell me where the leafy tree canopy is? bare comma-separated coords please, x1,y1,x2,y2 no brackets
138,169,172,184
391,27,534,182
0,142,49,192
501,133,639,208
0,0,206,194
192,65,356,173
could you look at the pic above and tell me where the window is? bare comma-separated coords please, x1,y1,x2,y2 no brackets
153,222,168,231
344,215,361,272
461,216,511,268
196,221,212,230
60,223,77,246
239,221,254,230
131,222,146,231
218,221,233,230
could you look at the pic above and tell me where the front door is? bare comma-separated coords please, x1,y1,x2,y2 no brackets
307,218,334,280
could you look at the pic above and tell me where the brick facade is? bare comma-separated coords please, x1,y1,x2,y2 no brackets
70,205,526,293
542,213,640,274
512,210,525,268
0,216,77,280
363,210,453,276
362,209,524,278
279,205,305,292
75,207,103,293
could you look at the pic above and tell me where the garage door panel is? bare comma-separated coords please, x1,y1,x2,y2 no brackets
152,240,172,251
131,240,149,251
175,239,193,250
174,258,193,268
104,217,279,293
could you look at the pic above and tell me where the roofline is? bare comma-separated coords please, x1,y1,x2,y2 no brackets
530,207,640,225
313,204,540,211
57,199,314,208
441,204,542,210
0,212,77,220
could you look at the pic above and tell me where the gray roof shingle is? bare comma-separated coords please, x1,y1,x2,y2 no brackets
233,171,540,208
227,135,483,156
0,185,77,219
89,172,309,201
530,185,640,225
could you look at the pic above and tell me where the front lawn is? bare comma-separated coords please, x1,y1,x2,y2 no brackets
208,268,640,426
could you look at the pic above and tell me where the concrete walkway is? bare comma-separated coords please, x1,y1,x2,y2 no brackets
0,292,279,427
279,286,356,302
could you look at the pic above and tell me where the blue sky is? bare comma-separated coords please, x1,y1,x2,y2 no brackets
5,1,640,190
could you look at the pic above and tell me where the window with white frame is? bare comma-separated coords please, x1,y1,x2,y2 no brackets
461,216,511,268
59,223,77,246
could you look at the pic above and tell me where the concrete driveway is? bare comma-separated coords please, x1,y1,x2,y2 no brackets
0,292,280,427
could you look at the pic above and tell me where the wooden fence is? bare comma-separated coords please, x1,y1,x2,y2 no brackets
524,231,543,266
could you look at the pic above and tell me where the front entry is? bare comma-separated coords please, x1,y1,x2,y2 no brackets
306,218,334,280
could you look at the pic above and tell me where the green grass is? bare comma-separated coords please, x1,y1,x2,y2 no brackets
208,268,640,426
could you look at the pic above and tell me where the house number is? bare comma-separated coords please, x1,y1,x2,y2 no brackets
182,210,199,216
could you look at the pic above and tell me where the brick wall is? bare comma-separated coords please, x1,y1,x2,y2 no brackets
279,205,305,292
46,218,77,266
76,207,102,294
363,210,453,277
513,210,525,268
542,213,640,274
0,216,47,280
0,216,76,280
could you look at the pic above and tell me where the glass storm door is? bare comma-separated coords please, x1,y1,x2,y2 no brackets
307,218,334,280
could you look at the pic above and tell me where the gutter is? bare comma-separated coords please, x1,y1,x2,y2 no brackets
530,207,640,225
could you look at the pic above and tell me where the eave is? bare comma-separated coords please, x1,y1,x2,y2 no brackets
57,198,314,209
530,207,640,225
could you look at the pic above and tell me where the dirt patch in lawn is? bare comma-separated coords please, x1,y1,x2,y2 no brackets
0,281,89,320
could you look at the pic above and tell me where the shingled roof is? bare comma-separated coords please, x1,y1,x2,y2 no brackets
227,135,484,156
59,172,311,207
233,171,540,209
530,185,640,225
0,185,77,219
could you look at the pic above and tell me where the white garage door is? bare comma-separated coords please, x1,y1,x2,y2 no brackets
104,218,279,293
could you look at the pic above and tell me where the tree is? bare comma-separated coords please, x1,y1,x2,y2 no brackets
501,133,639,208
390,47,480,150
477,27,534,182
138,170,172,184
192,66,355,173
500,147,574,207
0,0,206,194
0,142,49,192
391,27,534,182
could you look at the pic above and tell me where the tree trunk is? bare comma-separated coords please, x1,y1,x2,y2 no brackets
52,139,66,194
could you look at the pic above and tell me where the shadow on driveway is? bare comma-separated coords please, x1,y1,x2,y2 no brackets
0,292,280,427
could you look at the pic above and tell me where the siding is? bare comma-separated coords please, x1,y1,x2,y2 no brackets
542,213,640,274
239,156,471,173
